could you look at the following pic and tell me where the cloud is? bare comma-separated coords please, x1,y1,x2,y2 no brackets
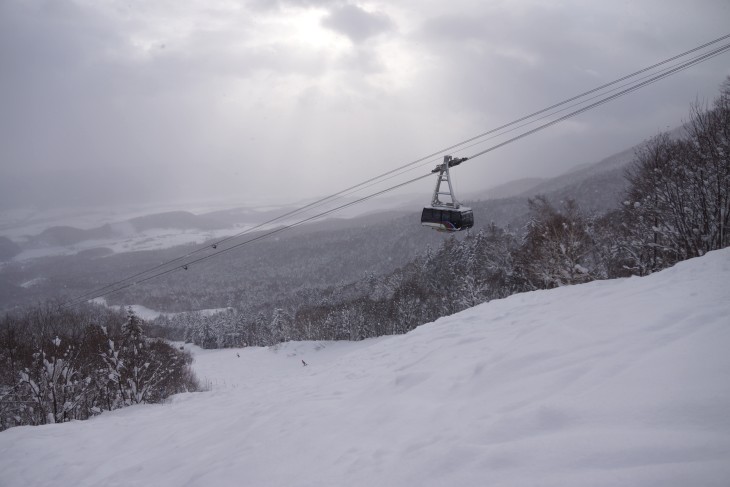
0,0,728,210
321,4,394,43
248,0,342,10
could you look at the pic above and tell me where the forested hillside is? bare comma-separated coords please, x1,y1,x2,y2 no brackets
156,79,730,349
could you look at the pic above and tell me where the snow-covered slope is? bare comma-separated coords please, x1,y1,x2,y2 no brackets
2,250,729,487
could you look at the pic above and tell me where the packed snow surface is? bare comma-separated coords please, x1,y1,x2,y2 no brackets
2,250,730,487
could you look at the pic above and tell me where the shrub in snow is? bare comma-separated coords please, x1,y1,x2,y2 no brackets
0,305,200,431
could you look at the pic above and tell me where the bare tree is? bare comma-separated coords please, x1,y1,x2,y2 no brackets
621,77,730,271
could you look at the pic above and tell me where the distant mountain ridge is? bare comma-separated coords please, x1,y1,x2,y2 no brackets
22,211,226,249
467,177,546,200
19,207,308,250
518,146,636,199
460,141,644,232
15,134,648,252
0,236,21,261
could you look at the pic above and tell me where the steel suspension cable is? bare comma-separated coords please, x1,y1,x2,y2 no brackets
62,173,433,306
59,34,730,308
467,42,730,161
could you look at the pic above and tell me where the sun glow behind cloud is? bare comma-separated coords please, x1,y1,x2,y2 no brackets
277,7,350,52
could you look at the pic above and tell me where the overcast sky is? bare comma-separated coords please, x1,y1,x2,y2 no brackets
1,0,728,211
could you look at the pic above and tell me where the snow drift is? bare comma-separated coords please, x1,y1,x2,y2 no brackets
1,249,729,487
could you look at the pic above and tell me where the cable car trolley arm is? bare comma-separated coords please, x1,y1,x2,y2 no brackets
431,155,468,173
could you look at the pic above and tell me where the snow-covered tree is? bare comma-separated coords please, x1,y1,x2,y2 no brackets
516,197,598,289
270,308,294,343
620,80,730,272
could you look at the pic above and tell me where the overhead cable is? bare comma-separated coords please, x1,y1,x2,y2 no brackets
59,34,730,309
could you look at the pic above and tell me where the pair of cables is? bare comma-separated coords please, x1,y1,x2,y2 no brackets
59,33,730,309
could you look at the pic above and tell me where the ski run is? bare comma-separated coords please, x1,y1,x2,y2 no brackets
1,249,729,487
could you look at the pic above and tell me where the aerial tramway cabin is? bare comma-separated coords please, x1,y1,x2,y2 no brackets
420,155,474,232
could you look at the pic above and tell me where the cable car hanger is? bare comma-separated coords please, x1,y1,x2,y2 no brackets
421,155,474,232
